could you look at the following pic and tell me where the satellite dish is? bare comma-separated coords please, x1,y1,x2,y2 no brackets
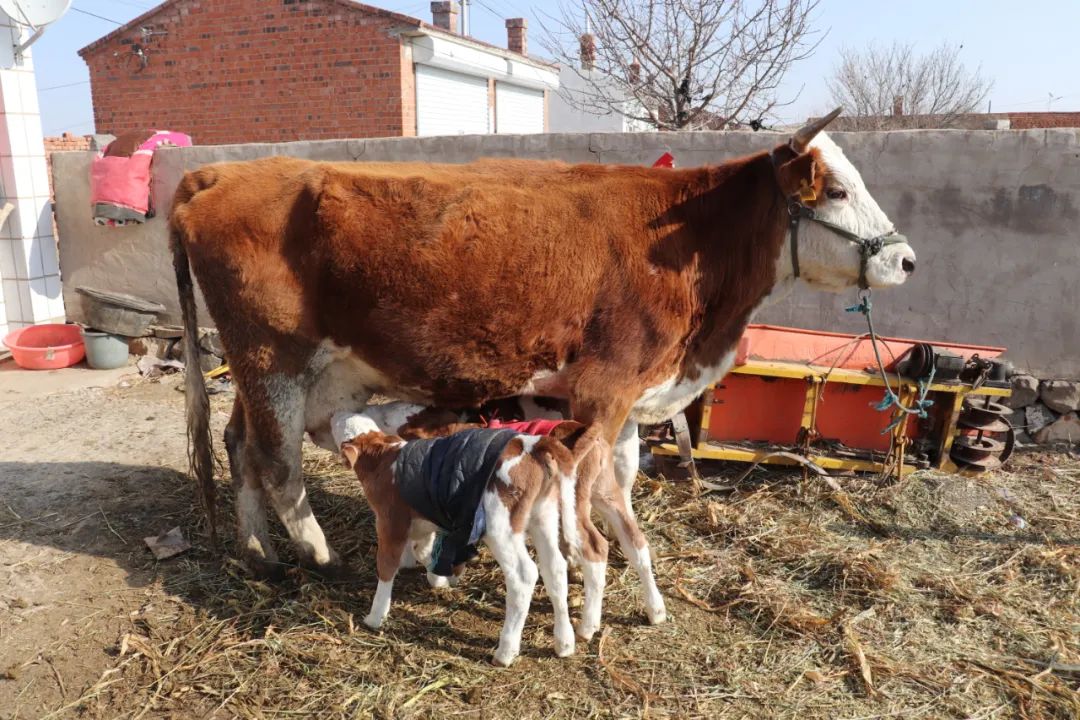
0,0,72,27
0,0,72,60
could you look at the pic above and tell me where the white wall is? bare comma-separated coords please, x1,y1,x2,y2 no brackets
0,14,64,340
548,67,646,133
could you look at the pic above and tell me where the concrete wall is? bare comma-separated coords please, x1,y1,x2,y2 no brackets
53,129,1080,378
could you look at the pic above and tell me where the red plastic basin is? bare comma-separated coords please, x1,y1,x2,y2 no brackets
3,324,86,370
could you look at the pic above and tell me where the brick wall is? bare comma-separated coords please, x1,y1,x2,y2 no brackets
43,133,92,199
45,133,92,154
1006,112,1080,129
826,111,1080,131
80,0,412,145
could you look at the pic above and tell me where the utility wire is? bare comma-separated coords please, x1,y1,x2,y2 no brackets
71,7,124,25
39,80,90,92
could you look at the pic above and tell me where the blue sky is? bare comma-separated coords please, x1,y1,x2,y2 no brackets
30,0,1080,137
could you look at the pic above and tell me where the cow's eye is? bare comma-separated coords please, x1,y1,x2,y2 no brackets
826,187,847,201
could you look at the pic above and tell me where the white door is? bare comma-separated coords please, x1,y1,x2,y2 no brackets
495,82,544,134
415,64,489,136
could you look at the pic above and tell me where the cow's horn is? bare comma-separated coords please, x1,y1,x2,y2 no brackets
791,107,842,152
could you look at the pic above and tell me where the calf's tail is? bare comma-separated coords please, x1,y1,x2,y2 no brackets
540,424,603,557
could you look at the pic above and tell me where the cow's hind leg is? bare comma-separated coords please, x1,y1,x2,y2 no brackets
225,398,282,579
245,378,342,575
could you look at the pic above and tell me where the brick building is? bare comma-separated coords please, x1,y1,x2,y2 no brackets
78,0,558,145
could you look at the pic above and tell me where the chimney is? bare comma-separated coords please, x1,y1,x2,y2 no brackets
431,1,459,33
892,95,903,116
580,33,595,70
505,18,527,55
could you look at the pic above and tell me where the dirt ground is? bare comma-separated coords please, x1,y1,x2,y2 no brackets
0,366,1077,719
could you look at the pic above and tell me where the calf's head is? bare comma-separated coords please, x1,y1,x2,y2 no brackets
772,108,916,291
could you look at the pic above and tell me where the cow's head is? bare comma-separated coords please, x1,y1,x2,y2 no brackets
773,109,916,291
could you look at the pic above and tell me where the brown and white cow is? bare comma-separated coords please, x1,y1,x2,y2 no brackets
170,110,915,576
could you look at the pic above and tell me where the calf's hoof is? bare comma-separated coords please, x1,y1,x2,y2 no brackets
554,636,575,658
646,603,667,625
491,646,518,667
426,572,451,589
575,621,599,642
363,613,384,631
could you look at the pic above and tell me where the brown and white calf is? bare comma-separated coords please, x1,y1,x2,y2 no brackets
343,402,667,630
336,412,612,666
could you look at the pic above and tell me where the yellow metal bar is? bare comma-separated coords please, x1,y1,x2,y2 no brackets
205,363,230,380
800,376,821,438
699,389,714,445
652,442,916,476
935,390,967,471
731,360,1010,396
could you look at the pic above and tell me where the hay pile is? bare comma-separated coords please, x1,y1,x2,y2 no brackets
50,447,1079,719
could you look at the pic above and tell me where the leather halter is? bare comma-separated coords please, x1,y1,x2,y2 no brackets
770,147,908,289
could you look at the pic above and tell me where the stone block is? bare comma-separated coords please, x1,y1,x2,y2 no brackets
1005,374,1038,408
199,330,225,358
1039,380,1080,414
128,336,172,358
1033,412,1080,444
1025,403,1058,433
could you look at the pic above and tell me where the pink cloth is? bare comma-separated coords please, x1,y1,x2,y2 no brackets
484,418,565,436
91,130,192,224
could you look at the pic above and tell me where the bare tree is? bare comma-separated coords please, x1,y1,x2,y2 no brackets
540,0,821,131
827,42,992,129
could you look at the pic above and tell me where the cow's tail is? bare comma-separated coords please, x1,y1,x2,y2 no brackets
171,211,218,546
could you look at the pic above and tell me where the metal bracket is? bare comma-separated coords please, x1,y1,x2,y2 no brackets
671,411,701,482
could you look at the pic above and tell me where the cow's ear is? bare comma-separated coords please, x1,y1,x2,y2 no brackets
341,442,360,469
776,151,822,203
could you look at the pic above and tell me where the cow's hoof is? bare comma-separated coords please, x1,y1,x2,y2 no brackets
363,613,384,631
245,555,288,583
301,556,351,581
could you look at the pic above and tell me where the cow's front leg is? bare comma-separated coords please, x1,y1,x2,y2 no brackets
226,397,283,579
612,418,640,509
248,378,342,576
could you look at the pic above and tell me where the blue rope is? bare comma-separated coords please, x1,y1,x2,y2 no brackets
846,291,935,433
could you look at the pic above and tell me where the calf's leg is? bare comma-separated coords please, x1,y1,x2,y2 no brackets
527,498,575,657
593,489,666,624
365,511,410,630
574,506,609,641
484,496,539,667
